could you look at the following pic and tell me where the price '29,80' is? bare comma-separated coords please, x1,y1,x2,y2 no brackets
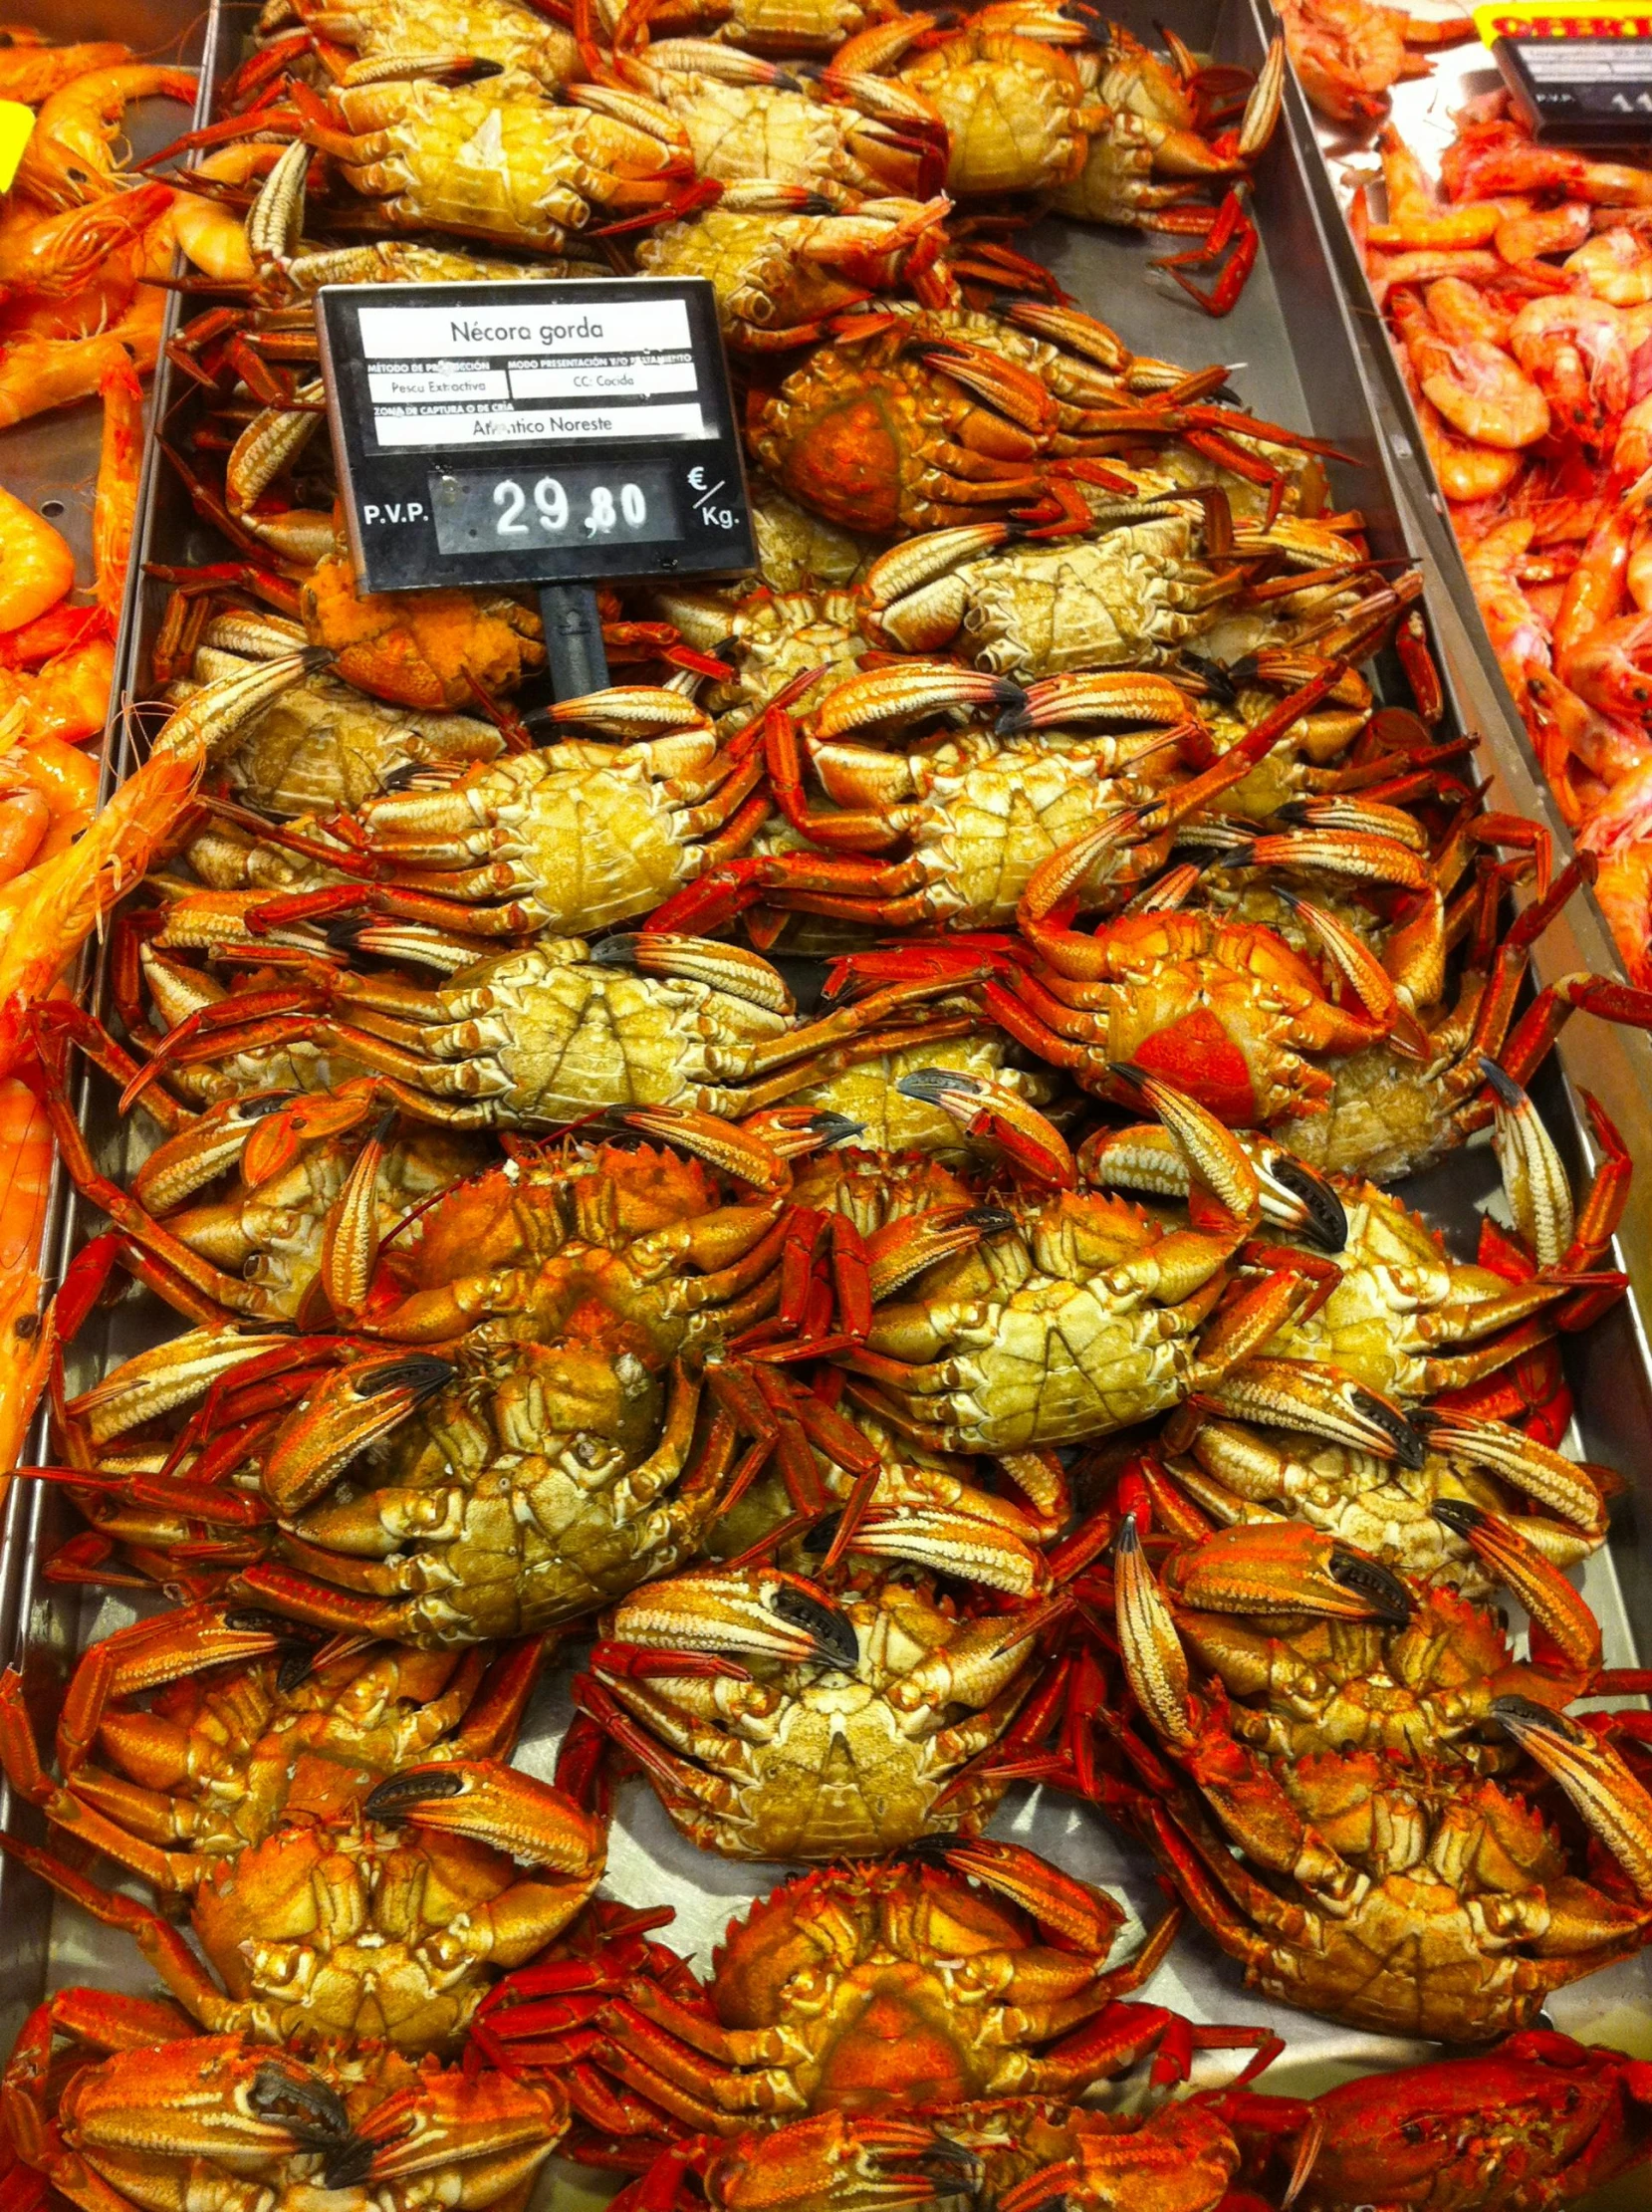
494,475,646,538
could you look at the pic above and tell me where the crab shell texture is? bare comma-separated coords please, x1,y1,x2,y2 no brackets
317,76,685,254
24,2030,570,2212
283,0,584,86
301,557,545,710
233,1148,784,1639
748,329,1051,537
4,1627,539,1883
1169,1415,1605,1589
1264,1177,1559,1403
894,27,1104,196
696,2098,1242,2212
101,1771,604,2054
1235,2033,1652,2212
328,720,774,943
590,1567,1043,1857
1157,1757,1652,2044
875,516,1234,678
789,1038,1055,1160
848,1184,1262,1452
749,482,881,592
560,1847,1159,2126
153,1119,484,1323
203,670,505,818
1175,1579,1556,1770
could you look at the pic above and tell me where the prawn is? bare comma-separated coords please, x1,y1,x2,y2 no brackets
0,300,164,430
1593,840,1652,986
0,181,171,300
0,1074,55,1492
0,485,75,633
0,638,118,746
1368,124,1510,249
1508,294,1631,455
13,63,197,209
1553,467,1652,715
0,39,129,103
1566,226,1652,308
93,351,143,617
1463,516,1552,699
1390,286,1549,448
0,700,97,881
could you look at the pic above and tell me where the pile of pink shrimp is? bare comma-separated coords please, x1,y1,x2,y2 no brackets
1354,101,1652,987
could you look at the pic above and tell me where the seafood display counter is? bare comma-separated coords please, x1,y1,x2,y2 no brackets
1278,17,1652,1323
4,1,1652,2209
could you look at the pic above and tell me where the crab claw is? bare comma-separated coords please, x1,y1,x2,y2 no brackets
1249,1140,1347,1253
743,1106,866,1155
895,1067,1075,1188
1493,1697,1652,1900
607,1569,860,1671
864,1204,1015,1301
1482,1059,1574,1269
1108,1064,1260,1228
1432,1499,1602,1674
1198,1356,1427,1467
1164,1521,1415,1624
1113,1514,1195,1750
361,1759,606,1879
67,2042,356,2166
263,1352,457,1517
615,1105,796,1194
938,1834,1125,1952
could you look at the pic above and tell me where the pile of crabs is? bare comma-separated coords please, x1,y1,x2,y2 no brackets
8,0,1652,2207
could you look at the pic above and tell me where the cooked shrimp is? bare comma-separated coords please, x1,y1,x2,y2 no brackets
0,485,75,632
1368,124,1508,248
1425,274,1514,348
14,63,197,209
7,725,99,860
1592,841,1652,986
94,351,143,617
164,189,255,281
1566,227,1652,307
0,637,118,745
1553,466,1652,718
1394,329,1525,503
0,181,170,300
1463,516,1552,699
0,1074,55,1489
0,303,162,429
1508,294,1631,454
0,39,129,104
1391,288,1549,448
1495,200,1590,265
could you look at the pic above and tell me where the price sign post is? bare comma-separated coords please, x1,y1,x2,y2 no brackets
316,276,755,699
1479,4,1652,143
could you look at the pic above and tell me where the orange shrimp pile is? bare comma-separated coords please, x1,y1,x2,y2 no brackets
1355,102,1652,988
0,31,220,1455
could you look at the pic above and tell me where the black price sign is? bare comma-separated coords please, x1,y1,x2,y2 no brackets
1495,32,1652,142
316,277,755,595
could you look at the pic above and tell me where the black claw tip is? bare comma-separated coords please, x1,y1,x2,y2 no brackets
1328,1547,1414,1623
1478,1055,1528,1107
809,1110,864,1144
363,1767,466,1822
588,933,644,968
771,1582,859,1670
357,1354,456,1402
1432,1497,1486,1539
1492,1693,1586,1746
1350,1386,1427,1470
1270,1155,1347,1253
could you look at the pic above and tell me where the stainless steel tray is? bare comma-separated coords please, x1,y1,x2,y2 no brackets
1274,27,1652,1344
4,7,1651,2204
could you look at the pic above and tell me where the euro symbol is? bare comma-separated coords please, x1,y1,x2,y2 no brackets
688,466,706,489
